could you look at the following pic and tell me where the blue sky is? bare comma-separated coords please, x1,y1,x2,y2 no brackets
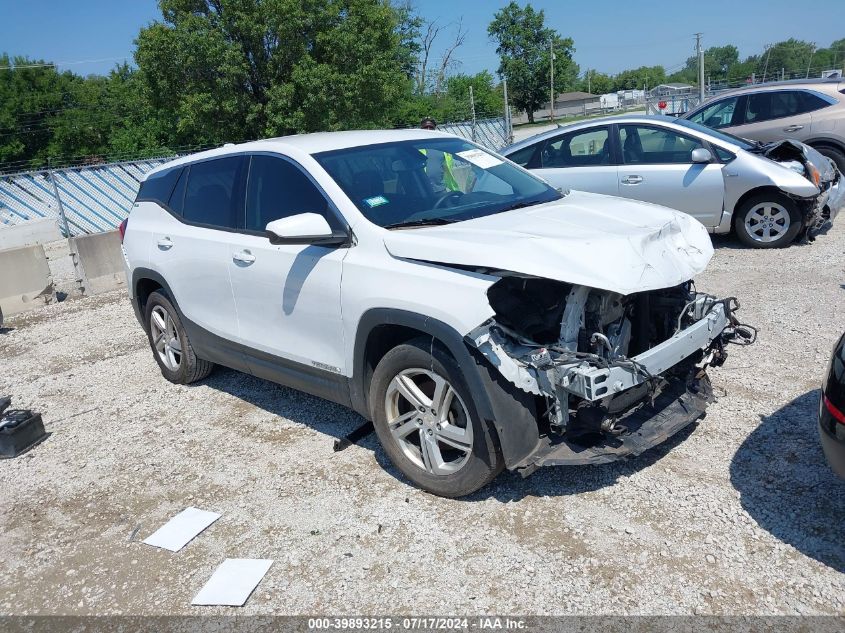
1,0,843,77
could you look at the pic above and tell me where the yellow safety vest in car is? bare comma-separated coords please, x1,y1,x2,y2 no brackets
420,149,460,192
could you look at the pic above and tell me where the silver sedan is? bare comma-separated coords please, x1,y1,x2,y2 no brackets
503,114,843,248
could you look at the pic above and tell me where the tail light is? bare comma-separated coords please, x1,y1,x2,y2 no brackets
118,218,128,243
823,393,845,425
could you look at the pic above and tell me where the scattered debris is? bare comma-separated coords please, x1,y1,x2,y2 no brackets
142,507,221,552
0,396,48,458
191,559,273,607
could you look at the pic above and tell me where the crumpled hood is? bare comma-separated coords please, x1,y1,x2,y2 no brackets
383,191,714,295
756,139,838,183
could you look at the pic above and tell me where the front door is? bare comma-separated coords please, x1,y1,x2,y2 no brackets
227,154,348,376
616,123,725,228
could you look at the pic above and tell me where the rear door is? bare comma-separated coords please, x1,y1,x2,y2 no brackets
530,125,619,195
616,123,725,227
149,156,246,340
226,154,348,375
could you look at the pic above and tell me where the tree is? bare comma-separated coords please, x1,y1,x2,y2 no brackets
488,2,577,123
579,70,613,95
0,55,68,168
612,65,665,91
135,0,413,144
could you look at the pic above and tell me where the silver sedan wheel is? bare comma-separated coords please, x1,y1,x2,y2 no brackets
744,202,790,243
150,305,182,371
384,368,474,476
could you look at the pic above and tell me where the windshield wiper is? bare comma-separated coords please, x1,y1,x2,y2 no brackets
497,200,545,213
384,217,458,230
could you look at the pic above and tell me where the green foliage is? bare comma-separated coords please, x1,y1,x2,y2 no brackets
578,70,613,95
488,1,578,123
135,0,410,143
611,65,666,91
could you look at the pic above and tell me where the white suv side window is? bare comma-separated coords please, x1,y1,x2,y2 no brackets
182,157,245,229
245,156,335,232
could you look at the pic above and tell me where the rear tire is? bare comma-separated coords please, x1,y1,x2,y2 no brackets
369,337,504,497
734,192,802,248
144,290,214,384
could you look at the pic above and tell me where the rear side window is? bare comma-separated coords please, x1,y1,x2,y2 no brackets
245,155,332,232
136,168,180,206
798,90,834,113
541,127,612,167
506,144,539,168
183,157,246,229
168,167,187,216
743,90,821,124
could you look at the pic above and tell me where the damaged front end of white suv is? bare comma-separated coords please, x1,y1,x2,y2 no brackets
466,277,754,473
383,191,756,473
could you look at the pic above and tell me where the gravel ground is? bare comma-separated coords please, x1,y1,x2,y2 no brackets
0,224,843,616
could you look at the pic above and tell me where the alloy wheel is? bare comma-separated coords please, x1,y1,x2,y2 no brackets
384,368,473,476
149,305,182,371
744,202,790,243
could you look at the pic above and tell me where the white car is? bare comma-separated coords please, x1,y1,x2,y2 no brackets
122,130,752,497
503,115,843,248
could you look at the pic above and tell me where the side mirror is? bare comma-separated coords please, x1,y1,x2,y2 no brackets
691,148,713,164
265,213,349,246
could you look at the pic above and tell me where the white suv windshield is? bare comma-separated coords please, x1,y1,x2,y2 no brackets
314,138,561,229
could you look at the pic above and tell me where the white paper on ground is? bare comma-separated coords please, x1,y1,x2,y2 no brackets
142,507,221,552
191,558,274,606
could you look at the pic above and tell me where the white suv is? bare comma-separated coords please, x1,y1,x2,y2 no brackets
122,130,752,497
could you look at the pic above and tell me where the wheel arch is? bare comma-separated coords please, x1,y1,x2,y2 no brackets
731,186,795,228
131,268,175,326
805,138,845,153
352,308,543,469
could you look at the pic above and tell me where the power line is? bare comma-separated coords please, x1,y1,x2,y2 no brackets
0,56,129,71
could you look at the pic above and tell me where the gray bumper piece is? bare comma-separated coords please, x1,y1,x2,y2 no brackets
519,376,713,474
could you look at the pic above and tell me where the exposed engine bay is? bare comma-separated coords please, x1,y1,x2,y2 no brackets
467,275,756,460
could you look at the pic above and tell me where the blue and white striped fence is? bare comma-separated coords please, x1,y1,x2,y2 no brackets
0,158,172,237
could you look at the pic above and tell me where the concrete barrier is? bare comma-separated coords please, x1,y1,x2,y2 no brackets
0,244,54,317
0,219,63,251
69,230,125,295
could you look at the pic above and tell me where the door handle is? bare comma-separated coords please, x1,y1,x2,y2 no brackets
783,125,804,133
157,237,173,250
232,250,256,265
621,175,643,185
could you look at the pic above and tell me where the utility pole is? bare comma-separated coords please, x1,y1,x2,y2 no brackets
469,85,476,141
762,44,771,83
549,38,555,122
502,78,512,144
587,69,591,94
695,33,705,101
806,43,816,79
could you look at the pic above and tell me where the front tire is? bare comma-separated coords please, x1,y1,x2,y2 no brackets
144,290,214,384
369,337,504,497
814,145,845,174
734,192,801,248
